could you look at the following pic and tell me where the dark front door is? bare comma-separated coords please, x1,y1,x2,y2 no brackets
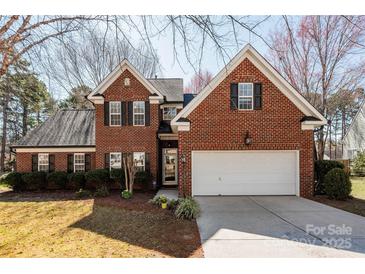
162,148,178,186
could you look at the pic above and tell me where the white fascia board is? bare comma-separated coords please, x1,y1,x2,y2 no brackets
172,44,327,125
88,59,164,101
89,97,104,104
160,103,184,109
301,124,315,130
15,147,96,153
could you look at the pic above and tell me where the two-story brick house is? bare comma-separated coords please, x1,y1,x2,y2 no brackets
13,59,183,189
11,45,326,197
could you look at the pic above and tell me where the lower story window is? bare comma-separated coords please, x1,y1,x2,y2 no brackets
74,153,85,172
38,153,49,172
110,152,122,169
133,152,145,172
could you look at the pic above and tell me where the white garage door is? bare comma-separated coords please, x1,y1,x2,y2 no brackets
192,151,298,196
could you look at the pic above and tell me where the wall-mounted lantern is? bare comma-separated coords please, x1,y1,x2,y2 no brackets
244,131,253,145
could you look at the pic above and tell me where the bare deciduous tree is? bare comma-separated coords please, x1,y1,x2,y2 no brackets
268,15,365,159
0,15,96,77
184,69,213,94
123,154,136,194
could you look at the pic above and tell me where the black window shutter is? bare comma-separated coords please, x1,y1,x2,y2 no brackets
49,154,55,172
85,154,91,172
254,83,262,110
145,101,150,126
32,154,38,172
145,153,150,173
104,153,110,169
67,154,74,173
230,83,238,110
128,101,133,125
104,102,109,126
121,101,126,126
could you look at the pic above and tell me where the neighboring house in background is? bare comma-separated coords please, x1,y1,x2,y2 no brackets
342,99,365,160
11,44,326,198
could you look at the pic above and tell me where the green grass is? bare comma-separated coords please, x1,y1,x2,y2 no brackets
0,192,202,258
351,176,365,199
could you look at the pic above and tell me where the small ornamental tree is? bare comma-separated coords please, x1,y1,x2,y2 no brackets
122,154,137,195
353,151,365,176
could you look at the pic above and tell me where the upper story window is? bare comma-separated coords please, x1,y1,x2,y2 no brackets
133,152,145,172
110,101,121,126
74,153,85,172
124,78,130,86
238,83,253,110
110,152,122,170
163,107,177,120
133,101,145,126
38,153,49,172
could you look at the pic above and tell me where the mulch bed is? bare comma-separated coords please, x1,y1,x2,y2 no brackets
311,195,365,218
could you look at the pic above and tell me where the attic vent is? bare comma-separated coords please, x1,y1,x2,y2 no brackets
124,78,130,86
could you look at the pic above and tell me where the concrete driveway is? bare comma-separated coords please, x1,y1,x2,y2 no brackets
196,196,365,257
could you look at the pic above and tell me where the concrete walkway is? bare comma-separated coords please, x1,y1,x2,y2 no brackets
154,189,178,200
196,196,365,257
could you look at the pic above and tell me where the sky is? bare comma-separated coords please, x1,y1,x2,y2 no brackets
38,16,283,100
151,16,282,86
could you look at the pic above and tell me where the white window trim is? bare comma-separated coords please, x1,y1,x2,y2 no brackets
133,101,145,126
133,152,145,171
74,153,85,172
38,153,49,172
110,152,122,170
238,82,254,110
109,101,121,126
163,106,177,120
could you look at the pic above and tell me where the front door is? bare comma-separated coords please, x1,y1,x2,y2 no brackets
162,148,178,186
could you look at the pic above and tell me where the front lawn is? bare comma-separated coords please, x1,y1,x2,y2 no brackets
312,176,365,217
0,191,203,258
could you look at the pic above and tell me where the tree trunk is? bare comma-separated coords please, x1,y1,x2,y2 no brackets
317,129,325,160
37,111,41,125
1,93,9,172
22,105,28,136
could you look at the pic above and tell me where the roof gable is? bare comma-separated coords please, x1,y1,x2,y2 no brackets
88,59,164,102
172,44,326,127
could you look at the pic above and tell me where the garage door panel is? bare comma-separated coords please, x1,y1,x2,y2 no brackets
192,151,298,196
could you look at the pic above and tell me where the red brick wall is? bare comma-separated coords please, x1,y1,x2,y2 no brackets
178,58,314,198
16,152,96,172
95,69,159,180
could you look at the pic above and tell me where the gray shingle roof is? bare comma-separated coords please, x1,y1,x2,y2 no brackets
148,78,183,102
12,109,95,147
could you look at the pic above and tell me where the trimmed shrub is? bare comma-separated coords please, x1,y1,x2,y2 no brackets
353,152,365,176
21,172,47,190
74,188,92,199
47,171,68,189
68,172,86,189
121,190,132,199
175,197,200,220
3,172,25,191
110,168,125,188
135,171,152,185
324,168,352,200
94,185,110,197
315,160,345,194
85,169,110,189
